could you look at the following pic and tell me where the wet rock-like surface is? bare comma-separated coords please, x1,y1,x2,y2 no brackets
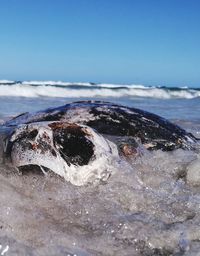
5,101,197,151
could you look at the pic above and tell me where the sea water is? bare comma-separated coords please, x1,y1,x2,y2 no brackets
0,81,200,255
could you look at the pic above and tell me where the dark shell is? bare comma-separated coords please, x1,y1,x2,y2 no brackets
4,101,197,151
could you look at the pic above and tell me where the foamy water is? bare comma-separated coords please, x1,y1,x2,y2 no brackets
0,82,200,255
0,80,200,99
1,142,200,255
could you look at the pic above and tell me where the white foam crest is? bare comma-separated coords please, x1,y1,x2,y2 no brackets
0,80,15,84
97,83,147,89
22,81,93,86
169,90,199,99
128,88,200,99
0,83,200,99
22,81,146,88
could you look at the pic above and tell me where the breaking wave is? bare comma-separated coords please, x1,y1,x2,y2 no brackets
0,80,200,99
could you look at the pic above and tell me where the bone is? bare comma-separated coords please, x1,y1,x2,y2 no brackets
7,121,119,186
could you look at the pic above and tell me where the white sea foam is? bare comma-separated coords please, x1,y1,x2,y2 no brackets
0,80,15,84
0,138,199,255
0,82,199,99
22,81,93,87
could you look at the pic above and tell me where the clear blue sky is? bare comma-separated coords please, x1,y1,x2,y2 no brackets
0,0,199,86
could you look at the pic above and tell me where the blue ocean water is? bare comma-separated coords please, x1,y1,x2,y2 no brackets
0,80,199,123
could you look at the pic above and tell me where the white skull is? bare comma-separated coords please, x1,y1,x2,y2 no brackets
9,121,119,186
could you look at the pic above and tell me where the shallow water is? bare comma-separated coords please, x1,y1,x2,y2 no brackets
0,95,200,255
0,96,200,122
1,143,200,255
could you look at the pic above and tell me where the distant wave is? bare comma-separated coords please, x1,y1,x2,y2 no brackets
0,80,199,99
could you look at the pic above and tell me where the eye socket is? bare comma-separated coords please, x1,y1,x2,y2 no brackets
26,129,38,140
52,126,94,166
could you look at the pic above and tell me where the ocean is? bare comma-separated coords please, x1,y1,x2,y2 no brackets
0,80,200,122
0,80,200,255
